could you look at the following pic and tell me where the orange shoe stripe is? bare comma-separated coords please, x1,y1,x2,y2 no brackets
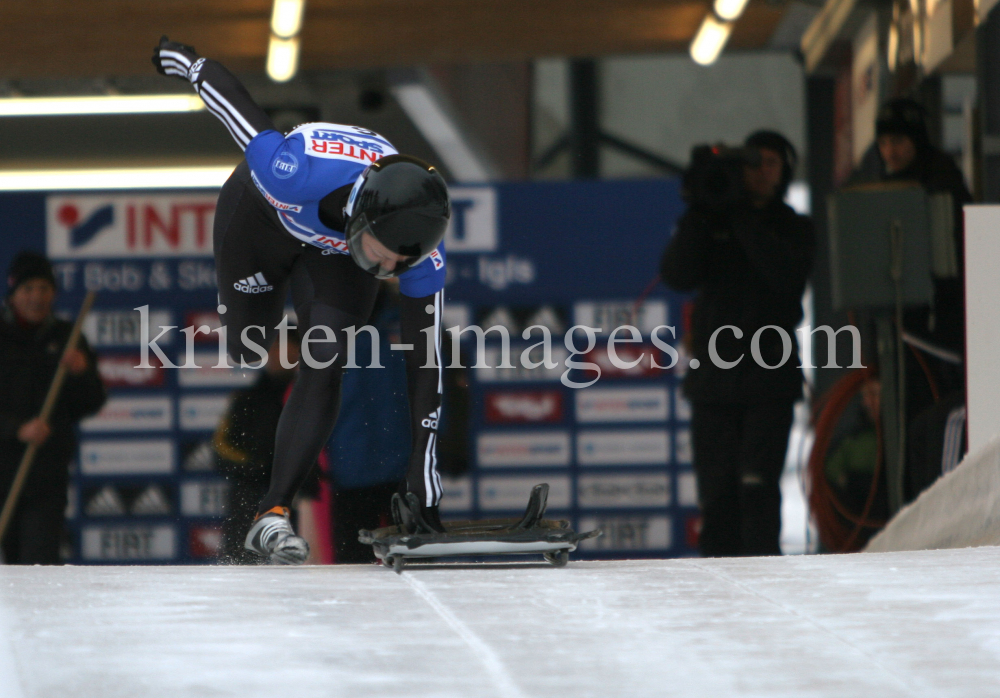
255,506,289,520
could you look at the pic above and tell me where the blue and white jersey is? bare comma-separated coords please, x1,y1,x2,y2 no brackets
244,122,446,298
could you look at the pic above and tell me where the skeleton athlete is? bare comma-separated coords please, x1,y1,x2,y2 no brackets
153,37,450,564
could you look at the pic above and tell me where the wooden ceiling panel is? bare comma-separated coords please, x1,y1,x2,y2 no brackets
299,1,711,67
1,0,788,80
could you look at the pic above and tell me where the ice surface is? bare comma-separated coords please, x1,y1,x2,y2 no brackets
4,548,1000,698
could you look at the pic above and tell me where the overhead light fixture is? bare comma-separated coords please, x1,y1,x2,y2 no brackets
0,94,205,117
267,36,300,83
713,0,750,21
267,0,305,82
690,15,733,66
800,0,860,73
887,22,899,71
271,0,305,38
0,166,236,191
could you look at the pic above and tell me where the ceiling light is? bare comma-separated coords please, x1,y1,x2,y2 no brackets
271,0,305,39
267,35,300,83
0,94,205,117
0,166,236,191
887,23,899,71
713,0,750,21
690,15,733,66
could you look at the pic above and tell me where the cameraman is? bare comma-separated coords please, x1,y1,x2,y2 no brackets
660,130,814,557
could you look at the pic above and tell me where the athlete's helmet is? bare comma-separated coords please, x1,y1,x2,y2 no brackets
344,154,450,279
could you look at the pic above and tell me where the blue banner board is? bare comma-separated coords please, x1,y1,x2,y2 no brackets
0,176,696,562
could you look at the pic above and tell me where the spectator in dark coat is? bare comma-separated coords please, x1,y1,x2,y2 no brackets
661,131,815,557
875,98,973,502
876,97,971,357
0,251,106,564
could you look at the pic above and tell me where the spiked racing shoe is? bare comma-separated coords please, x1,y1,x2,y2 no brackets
360,484,601,572
245,506,310,565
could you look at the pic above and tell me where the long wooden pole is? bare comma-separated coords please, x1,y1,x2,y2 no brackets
0,291,97,543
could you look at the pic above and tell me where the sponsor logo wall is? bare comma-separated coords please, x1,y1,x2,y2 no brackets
484,390,563,424
437,178,698,558
38,192,236,563
4,177,694,562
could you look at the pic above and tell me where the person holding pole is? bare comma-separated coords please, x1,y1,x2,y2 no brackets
0,251,105,564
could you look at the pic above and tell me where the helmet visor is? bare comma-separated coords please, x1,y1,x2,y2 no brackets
346,213,427,279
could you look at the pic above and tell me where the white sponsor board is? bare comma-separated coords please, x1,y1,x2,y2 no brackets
575,386,669,423
674,390,692,421
47,195,216,258
475,346,568,383
66,484,77,520
180,480,230,516
81,524,177,560
80,396,173,432
677,470,698,507
442,303,471,332
675,428,693,465
577,473,671,508
579,515,673,551
179,395,230,430
177,353,259,388
477,431,571,467
444,187,497,252
83,309,173,347
479,476,571,511
573,300,668,335
439,476,473,513
577,430,670,466
80,439,174,475
97,355,163,387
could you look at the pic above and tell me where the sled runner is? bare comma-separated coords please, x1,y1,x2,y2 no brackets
359,484,601,572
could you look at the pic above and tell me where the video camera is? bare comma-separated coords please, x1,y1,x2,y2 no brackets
682,144,761,212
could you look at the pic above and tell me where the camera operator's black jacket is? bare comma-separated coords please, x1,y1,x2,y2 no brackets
661,200,815,404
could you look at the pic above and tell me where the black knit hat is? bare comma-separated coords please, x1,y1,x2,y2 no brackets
7,250,56,295
875,98,929,148
744,129,797,197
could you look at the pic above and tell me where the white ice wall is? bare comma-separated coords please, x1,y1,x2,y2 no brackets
964,205,1000,454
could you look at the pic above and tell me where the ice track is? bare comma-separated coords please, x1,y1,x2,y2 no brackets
3,548,1000,698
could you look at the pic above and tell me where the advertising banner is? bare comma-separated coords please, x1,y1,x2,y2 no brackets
81,525,178,561
479,475,572,511
0,175,696,563
578,515,673,552
576,429,671,466
477,431,572,467
575,386,669,423
577,473,672,508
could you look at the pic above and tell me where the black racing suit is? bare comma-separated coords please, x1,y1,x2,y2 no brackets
661,199,815,556
157,44,445,519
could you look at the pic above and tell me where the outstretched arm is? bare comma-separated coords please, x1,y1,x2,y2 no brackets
153,36,275,151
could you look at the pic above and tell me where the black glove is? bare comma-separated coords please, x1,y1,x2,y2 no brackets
152,35,201,81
